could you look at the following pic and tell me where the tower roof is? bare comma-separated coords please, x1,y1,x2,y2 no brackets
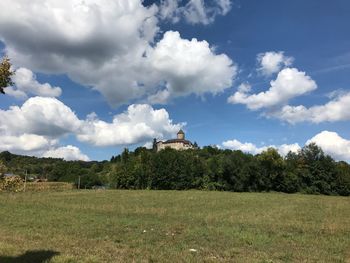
177,129,184,134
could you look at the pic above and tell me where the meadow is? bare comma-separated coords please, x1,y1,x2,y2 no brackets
0,190,349,262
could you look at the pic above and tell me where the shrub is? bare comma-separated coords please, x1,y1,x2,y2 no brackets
0,176,24,192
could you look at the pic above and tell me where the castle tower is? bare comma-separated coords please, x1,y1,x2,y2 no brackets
177,129,185,140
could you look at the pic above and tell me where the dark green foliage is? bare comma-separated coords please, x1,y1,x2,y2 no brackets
101,144,350,196
0,151,104,189
1,143,350,195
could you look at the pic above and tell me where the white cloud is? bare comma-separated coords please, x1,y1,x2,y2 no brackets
230,52,349,125
0,132,90,161
0,0,158,105
0,96,184,147
0,0,236,106
159,0,232,25
0,134,52,153
78,104,184,146
4,88,27,100
0,96,183,159
43,145,90,161
159,0,181,23
150,31,236,98
222,139,266,155
0,97,81,137
0,137,89,161
228,68,317,110
0,97,89,159
143,141,154,149
222,139,301,156
217,0,232,15
237,82,252,93
307,131,350,162
277,143,302,156
13,68,61,98
223,131,350,162
271,92,350,124
7,68,62,99
257,51,294,76
147,89,171,105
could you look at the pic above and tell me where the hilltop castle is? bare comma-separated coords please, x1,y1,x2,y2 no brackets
153,130,195,152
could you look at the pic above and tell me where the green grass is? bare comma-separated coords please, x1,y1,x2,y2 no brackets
0,190,349,262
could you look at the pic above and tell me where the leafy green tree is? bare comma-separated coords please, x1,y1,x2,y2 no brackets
0,56,14,94
222,150,254,192
257,148,285,191
0,160,7,177
334,161,350,195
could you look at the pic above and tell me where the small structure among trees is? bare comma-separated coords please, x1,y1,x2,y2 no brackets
154,130,195,152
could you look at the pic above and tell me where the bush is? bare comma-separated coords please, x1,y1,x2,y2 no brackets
0,176,24,192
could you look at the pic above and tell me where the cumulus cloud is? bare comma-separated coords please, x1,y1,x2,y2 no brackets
0,132,90,161
78,104,184,146
0,96,89,159
277,143,302,156
0,0,159,106
147,89,171,105
0,97,184,148
236,83,252,93
222,139,265,155
257,51,294,76
150,31,236,98
0,96,183,159
0,134,89,161
222,139,301,156
159,0,232,25
271,92,350,124
223,131,350,162
228,68,317,110
143,141,154,149
307,131,350,162
229,51,349,125
0,97,81,137
6,68,62,99
0,134,52,153
43,145,90,161
0,0,236,106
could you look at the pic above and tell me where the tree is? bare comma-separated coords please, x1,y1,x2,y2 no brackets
257,148,285,191
0,160,7,177
334,161,350,196
0,56,15,94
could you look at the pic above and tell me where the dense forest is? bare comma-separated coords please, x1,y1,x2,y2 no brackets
1,143,350,196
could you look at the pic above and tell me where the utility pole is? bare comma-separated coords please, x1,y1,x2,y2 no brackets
24,169,27,192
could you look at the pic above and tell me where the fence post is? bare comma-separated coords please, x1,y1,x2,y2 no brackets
24,170,27,192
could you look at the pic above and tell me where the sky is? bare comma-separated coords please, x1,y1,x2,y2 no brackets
0,0,350,162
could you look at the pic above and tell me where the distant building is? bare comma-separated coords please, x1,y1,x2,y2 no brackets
154,130,195,152
3,173,16,177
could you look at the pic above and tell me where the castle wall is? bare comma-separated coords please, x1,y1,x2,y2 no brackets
156,142,193,151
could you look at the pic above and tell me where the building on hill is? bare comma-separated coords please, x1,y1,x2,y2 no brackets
153,130,195,152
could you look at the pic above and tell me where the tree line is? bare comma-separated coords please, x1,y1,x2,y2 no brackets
1,143,350,195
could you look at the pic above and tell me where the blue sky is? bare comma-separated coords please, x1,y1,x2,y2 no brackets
0,0,349,161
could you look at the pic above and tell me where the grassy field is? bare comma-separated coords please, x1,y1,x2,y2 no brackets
0,191,349,263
